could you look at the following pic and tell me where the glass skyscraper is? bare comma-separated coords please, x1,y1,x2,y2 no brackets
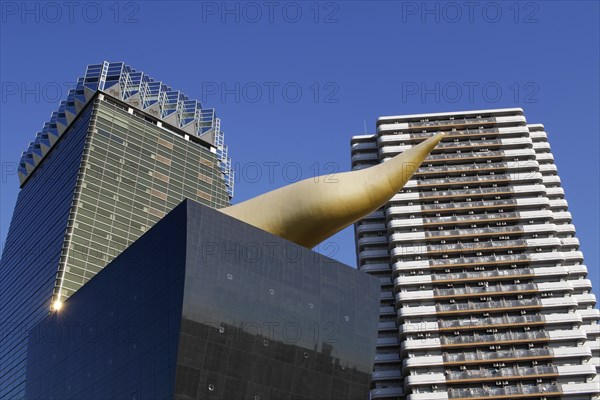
0,62,234,399
352,108,600,400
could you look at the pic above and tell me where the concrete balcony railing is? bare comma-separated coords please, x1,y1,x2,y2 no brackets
555,223,575,235
578,308,600,320
549,199,568,209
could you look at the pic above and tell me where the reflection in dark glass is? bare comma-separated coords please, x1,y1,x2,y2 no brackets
25,201,380,399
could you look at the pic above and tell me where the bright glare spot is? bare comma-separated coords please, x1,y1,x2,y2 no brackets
52,301,63,311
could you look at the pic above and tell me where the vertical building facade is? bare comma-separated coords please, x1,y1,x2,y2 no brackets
0,62,234,399
351,108,600,400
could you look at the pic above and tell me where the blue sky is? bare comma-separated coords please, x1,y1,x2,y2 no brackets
1,1,598,294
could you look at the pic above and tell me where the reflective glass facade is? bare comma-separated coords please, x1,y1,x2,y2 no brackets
54,96,230,305
25,201,381,399
0,104,93,400
1,62,232,399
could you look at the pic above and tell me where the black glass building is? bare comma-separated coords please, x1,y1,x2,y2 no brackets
25,200,380,399
0,62,233,399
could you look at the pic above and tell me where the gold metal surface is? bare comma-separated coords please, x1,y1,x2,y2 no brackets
220,133,444,248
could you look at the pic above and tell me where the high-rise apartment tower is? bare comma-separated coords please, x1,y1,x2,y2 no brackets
0,61,234,399
351,108,599,400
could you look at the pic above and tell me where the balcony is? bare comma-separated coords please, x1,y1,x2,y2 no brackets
421,149,536,164
428,254,530,269
414,161,536,177
387,198,552,219
423,225,529,241
538,163,557,173
360,263,390,273
555,223,575,235
549,199,568,209
574,293,597,305
448,383,561,399
440,331,550,347
377,336,399,347
404,355,444,368
545,186,564,197
358,249,389,260
412,172,542,189
408,392,449,400
560,237,580,248
422,210,551,226
399,298,571,318
430,267,533,282
380,306,396,316
372,369,403,380
356,223,386,234
560,382,600,396
370,386,404,399
435,298,543,315
556,364,597,377
432,282,539,299
357,235,389,248
404,372,445,386
404,116,497,130
391,184,545,202
443,348,552,364
529,130,548,140
438,315,545,331
420,198,518,212
542,175,561,186
578,308,600,320
392,239,533,258
351,141,377,150
351,152,378,163
536,153,555,163
563,250,584,262
375,353,401,363
446,365,558,383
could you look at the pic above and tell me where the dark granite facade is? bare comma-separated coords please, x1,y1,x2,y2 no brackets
25,200,380,399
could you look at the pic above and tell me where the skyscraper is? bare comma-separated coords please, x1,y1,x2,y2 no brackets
0,61,234,400
351,108,600,400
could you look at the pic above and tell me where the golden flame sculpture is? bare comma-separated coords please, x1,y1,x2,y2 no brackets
220,133,445,248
